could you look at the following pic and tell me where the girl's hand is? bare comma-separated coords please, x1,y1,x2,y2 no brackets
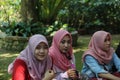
67,69,77,79
43,70,55,80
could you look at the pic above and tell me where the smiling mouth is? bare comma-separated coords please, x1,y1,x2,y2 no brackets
107,46,110,48
38,55,45,57
64,49,68,51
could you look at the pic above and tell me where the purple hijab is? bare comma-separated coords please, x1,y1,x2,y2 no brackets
8,34,52,80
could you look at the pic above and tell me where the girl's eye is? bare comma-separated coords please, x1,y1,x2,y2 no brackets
61,40,71,44
36,46,41,49
61,40,65,44
67,40,71,44
44,46,48,49
104,38,110,42
36,46,48,49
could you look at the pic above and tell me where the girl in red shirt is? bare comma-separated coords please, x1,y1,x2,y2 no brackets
8,34,55,80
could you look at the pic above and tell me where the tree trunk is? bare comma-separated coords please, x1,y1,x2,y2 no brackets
20,0,39,24
20,0,27,23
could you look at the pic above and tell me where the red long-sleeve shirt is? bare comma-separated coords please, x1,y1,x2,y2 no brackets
12,59,30,80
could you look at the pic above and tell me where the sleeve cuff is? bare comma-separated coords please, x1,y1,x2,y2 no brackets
61,72,69,78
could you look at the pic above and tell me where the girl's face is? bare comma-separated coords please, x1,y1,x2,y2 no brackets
59,35,71,53
34,42,48,61
103,35,111,51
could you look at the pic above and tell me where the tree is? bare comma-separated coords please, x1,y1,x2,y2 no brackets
21,0,69,25
21,0,39,23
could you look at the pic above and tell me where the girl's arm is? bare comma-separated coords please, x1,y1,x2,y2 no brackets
113,53,120,71
85,55,120,80
98,73,120,80
12,59,29,80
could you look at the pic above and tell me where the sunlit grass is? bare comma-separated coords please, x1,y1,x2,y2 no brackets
0,34,120,80
0,50,19,80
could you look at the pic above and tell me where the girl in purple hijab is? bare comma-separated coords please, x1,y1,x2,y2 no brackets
8,34,55,80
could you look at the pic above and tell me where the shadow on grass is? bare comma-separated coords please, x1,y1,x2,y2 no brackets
73,35,90,72
0,49,19,80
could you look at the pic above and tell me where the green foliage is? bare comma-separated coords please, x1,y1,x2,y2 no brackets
0,0,21,22
58,0,120,34
83,0,120,34
38,0,69,24
31,21,76,36
1,0,120,37
0,0,75,37
58,0,90,29
0,21,31,37
0,20,76,37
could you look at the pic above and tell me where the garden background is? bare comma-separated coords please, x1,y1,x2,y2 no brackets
0,0,120,80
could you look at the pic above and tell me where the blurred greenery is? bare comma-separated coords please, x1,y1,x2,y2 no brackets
0,34,120,80
1,0,120,37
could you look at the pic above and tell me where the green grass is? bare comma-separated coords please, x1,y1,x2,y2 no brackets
0,34,120,80
0,50,19,80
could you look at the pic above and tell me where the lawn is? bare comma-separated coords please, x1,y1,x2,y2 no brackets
0,34,120,80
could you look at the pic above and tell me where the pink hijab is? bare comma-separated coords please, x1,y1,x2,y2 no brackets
8,34,52,80
49,29,73,71
82,31,114,64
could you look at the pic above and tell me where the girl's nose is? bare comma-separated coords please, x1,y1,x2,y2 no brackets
106,41,110,45
64,42,68,47
39,48,44,53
